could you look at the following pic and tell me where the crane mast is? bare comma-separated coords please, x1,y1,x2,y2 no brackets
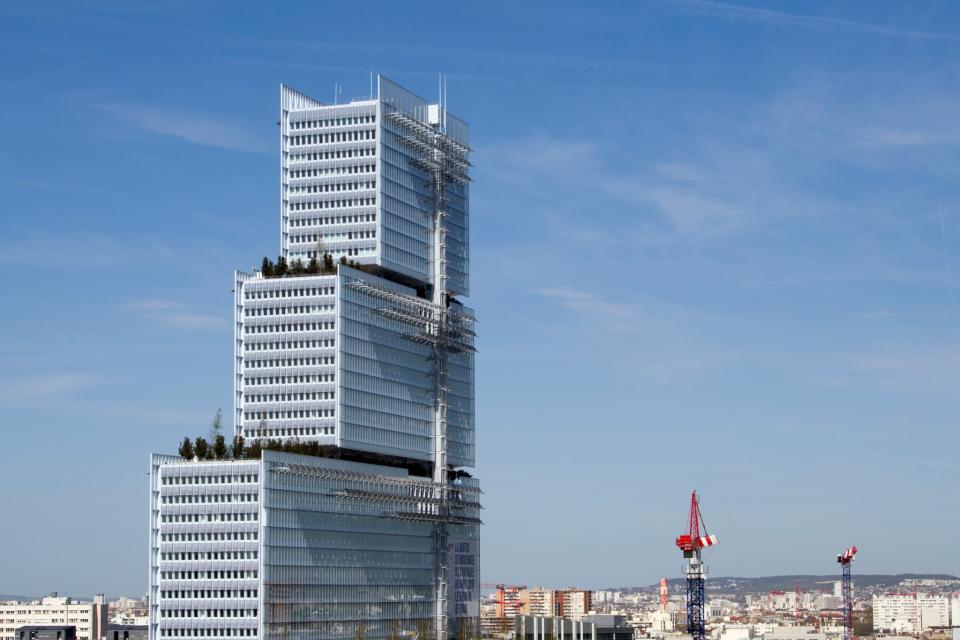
675,491,718,640
837,546,858,640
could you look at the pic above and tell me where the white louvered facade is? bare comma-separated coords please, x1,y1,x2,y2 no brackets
279,78,470,297
152,75,480,640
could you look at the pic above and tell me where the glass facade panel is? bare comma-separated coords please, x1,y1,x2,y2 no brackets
260,451,479,640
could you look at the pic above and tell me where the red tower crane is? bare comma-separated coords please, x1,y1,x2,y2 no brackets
837,546,857,640
675,491,718,640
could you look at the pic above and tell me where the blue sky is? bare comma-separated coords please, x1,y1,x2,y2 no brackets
2,0,959,597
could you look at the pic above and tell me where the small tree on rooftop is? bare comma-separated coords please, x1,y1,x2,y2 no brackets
194,436,210,460
231,435,245,459
178,436,194,460
213,433,228,460
275,256,288,276
245,439,262,459
339,255,348,266
323,253,335,273
290,258,306,275
307,256,320,274
260,256,274,277
210,407,223,440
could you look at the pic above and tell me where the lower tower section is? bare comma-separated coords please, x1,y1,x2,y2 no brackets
149,451,480,640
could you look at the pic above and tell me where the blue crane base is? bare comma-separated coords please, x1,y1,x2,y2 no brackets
687,576,705,640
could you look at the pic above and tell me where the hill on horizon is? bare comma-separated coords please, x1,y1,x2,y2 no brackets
615,574,960,595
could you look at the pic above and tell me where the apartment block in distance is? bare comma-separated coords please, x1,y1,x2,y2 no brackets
0,595,107,640
149,76,480,640
556,590,592,621
872,593,951,634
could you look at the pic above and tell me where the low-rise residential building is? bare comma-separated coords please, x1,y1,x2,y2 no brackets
0,595,107,640
873,593,950,634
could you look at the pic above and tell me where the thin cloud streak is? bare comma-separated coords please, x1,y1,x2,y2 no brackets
95,101,270,153
667,0,958,40
533,287,635,320
122,299,223,330
0,372,107,405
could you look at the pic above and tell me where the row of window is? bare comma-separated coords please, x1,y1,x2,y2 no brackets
289,230,375,244
160,609,257,618
162,551,258,561
287,248,371,258
242,409,334,419
161,494,257,504
160,532,257,542
160,571,258,580
244,357,334,368
288,197,375,211
160,629,257,638
161,475,257,486
245,340,334,351
158,630,255,637
289,164,374,179
244,322,334,334
244,306,333,317
290,130,375,146
290,115,375,129
161,590,258,599
243,374,335,385
161,513,257,523
244,287,334,300
288,147,375,162
288,213,376,227
288,181,374,195
243,427,332,437
244,392,334,402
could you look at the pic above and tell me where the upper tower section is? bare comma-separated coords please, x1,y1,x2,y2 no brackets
279,76,470,297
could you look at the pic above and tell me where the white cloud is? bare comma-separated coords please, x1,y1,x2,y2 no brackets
667,0,956,40
0,372,107,405
122,299,223,330
533,287,635,320
95,102,269,153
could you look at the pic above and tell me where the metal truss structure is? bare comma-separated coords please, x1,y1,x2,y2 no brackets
344,100,474,640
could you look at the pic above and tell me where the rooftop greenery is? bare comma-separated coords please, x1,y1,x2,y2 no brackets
259,254,372,278
178,433,341,461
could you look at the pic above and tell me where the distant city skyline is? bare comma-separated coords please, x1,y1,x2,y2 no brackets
2,1,960,597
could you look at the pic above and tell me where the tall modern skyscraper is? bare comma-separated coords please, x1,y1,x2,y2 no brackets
150,76,479,640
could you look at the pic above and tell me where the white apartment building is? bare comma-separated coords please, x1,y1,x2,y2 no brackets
557,591,592,621
0,595,108,640
873,593,950,633
525,590,555,618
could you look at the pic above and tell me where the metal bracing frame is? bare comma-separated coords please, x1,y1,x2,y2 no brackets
272,463,480,493
841,561,852,640
330,488,482,509
685,554,706,640
378,105,473,640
